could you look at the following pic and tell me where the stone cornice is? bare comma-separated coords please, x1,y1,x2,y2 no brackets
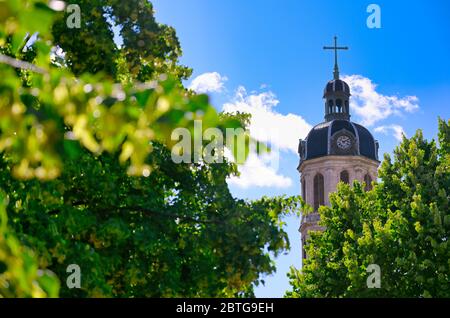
298,155,380,173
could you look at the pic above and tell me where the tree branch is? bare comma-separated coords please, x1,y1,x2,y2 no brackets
0,53,47,74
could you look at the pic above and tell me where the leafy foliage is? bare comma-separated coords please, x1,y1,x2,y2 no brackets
0,191,60,297
287,118,450,298
1,144,301,297
0,0,240,180
51,0,192,82
0,0,301,297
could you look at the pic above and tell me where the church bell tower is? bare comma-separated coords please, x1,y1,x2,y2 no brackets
298,37,380,259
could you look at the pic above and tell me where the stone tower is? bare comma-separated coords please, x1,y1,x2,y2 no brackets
298,37,380,259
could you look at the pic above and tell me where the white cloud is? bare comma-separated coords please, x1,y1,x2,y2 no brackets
188,72,228,94
374,124,406,141
221,85,312,189
226,152,292,189
223,86,312,153
342,75,419,126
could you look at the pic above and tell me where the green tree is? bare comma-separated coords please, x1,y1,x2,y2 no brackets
2,143,299,297
0,190,59,297
0,0,300,297
51,0,192,82
287,118,450,298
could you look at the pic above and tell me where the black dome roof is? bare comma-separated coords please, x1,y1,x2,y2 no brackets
324,79,351,96
301,119,378,161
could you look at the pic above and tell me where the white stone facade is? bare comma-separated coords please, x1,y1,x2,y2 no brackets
298,155,379,259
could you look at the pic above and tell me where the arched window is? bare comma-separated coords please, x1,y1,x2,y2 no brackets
336,99,342,112
313,173,324,211
344,100,349,113
328,100,334,114
340,170,349,184
302,244,306,260
364,174,372,191
301,177,306,201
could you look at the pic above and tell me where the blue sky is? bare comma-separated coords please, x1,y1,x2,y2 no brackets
152,0,450,297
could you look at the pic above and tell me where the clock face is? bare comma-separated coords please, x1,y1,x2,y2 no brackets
337,135,352,150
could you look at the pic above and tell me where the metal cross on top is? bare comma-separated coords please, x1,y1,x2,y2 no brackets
323,36,349,80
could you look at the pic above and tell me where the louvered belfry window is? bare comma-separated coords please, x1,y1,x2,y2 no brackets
313,173,324,211
340,170,349,184
364,174,373,191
